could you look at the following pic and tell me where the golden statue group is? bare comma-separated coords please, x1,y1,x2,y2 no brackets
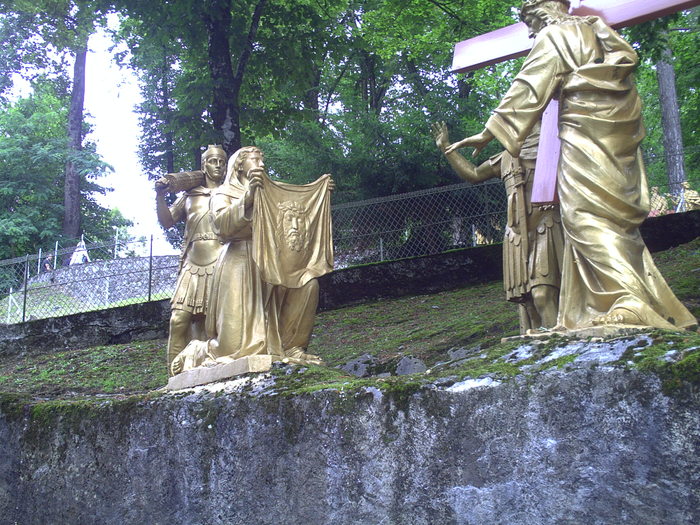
158,0,696,378
443,0,696,333
157,146,334,376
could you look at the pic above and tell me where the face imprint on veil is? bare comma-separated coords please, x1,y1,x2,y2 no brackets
277,201,308,252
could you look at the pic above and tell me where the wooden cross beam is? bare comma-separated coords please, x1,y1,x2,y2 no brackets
450,0,700,203
452,0,700,73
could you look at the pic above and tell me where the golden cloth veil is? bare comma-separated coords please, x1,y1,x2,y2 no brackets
252,172,333,288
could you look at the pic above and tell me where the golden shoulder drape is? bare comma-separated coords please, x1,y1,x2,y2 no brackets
485,17,696,330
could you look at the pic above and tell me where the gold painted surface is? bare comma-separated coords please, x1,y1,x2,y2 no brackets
162,170,205,193
155,145,228,372
444,3,697,331
252,172,333,288
680,182,700,211
170,146,332,375
433,121,563,333
649,186,670,217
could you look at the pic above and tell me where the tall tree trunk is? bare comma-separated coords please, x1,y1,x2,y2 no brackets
63,38,88,240
203,0,267,156
162,54,175,174
358,51,388,115
202,0,238,155
657,46,686,196
303,63,321,113
404,57,428,98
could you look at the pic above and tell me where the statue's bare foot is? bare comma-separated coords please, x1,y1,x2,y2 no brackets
284,347,324,366
170,340,210,375
171,354,184,376
592,308,641,326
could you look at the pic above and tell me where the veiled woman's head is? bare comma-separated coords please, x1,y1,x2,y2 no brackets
225,146,264,185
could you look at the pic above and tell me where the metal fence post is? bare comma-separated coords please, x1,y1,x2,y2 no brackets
148,234,153,302
22,255,29,323
104,276,110,307
7,287,12,324
37,248,42,275
53,241,58,269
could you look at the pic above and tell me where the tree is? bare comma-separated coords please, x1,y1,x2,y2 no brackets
61,4,94,239
113,0,346,174
0,0,110,238
627,9,700,193
0,81,126,260
261,0,518,200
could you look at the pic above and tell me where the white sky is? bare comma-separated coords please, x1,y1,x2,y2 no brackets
85,29,177,256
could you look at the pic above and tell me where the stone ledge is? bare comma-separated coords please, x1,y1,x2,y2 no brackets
1,364,698,524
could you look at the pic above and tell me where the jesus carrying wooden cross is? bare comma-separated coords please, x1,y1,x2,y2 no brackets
445,0,697,331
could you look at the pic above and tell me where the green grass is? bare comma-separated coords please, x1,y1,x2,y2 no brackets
622,330,700,393
0,341,167,397
649,238,700,317
311,280,518,368
0,237,697,401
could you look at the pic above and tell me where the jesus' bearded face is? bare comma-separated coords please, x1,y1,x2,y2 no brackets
277,202,307,252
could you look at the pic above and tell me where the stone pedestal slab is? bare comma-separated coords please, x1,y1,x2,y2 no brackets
166,355,273,390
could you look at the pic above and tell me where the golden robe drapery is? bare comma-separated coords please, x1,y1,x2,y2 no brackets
204,159,330,362
485,17,696,330
252,172,333,289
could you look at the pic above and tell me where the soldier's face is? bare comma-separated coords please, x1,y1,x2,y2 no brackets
204,154,226,183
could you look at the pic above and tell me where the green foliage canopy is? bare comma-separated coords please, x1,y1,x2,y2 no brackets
0,81,128,259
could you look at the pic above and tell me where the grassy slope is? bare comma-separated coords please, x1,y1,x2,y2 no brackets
1,238,698,400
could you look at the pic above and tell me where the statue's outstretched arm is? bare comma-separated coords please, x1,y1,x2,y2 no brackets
444,128,494,157
432,122,497,183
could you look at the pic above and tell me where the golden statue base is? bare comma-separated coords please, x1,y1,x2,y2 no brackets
166,355,274,391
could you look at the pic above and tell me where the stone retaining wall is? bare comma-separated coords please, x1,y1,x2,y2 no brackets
0,365,698,524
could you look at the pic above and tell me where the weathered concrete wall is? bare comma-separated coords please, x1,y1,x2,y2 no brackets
0,366,698,525
0,301,170,357
318,242,502,310
640,208,700,252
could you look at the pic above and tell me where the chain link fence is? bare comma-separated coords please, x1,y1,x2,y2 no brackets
1,172,698,325
0,237,180,325
648,177,700,216
333,180,507,267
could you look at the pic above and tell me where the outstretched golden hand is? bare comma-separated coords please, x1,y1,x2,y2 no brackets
444,129,494,157
431,121,451,152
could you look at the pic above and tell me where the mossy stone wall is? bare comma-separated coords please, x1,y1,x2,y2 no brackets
1,366,698,524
